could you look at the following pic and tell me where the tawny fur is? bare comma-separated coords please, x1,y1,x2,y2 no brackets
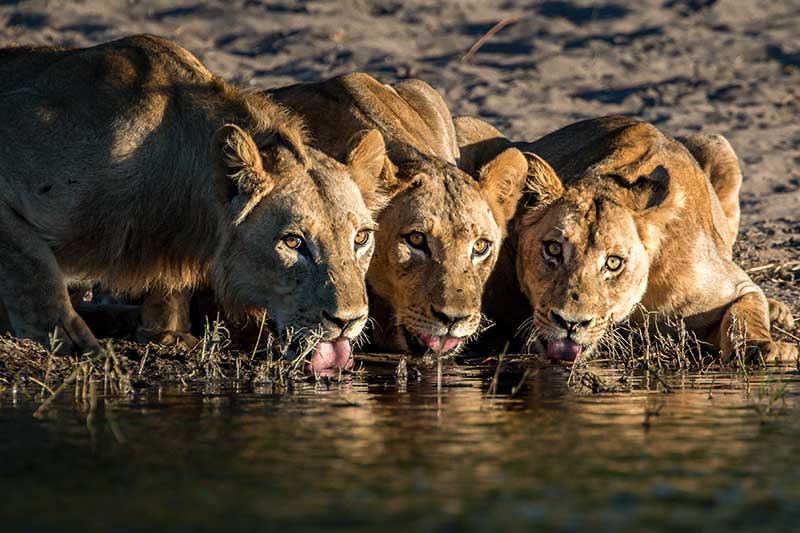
0,35,387,354
455,115,796,363
269,73,528,352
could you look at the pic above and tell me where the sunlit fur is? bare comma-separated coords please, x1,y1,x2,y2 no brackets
368,158,508,349
516,179,653,354
458,115,796,363
0,36,386,354
213,144,379,350
270,73,529,352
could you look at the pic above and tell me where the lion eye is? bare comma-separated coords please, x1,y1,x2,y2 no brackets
605,255,624,272
543,240,562,258
354,229,371,248
282,235,304,250
405,231,426,249
472,239,491,257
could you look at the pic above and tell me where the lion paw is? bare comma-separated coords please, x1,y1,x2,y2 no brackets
170,332,201,350
52,334,101,357
768,298,794,329
136,329,200,350
51,314,102,356
743,340,798,364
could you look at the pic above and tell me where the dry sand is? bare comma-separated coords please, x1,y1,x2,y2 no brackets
1,0,797,337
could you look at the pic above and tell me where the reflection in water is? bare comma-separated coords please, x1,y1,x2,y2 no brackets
2,361,800,531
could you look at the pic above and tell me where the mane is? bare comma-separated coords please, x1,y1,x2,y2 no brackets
232,88,310,168
52,56,312,295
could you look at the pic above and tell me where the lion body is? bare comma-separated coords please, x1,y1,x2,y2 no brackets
456,115,794,362
0,36,386,357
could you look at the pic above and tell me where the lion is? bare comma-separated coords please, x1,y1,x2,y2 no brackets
455,115,796,363
268,73,529,354
0,35,391,373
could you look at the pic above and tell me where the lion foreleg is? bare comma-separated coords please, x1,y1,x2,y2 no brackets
718,291,797,364
0,206,99,355
136,288,198,348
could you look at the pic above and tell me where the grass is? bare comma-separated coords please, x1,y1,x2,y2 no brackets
587,306,715,372
1,286,797,417
0,313,353,416
33,340,129,418
552,300,800,394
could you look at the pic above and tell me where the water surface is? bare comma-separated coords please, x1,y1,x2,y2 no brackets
3,360,800,531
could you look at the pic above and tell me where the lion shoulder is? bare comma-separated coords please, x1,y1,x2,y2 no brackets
270,72,460,163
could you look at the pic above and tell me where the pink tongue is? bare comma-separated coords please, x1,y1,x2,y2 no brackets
547,339,583,361
307,338,354,375
417,334,462,353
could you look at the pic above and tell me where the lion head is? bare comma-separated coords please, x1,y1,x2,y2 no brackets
515,138,682,361
369,147,528,354
210,125,388,372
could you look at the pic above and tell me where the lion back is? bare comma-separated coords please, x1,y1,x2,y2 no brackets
269,73,460,164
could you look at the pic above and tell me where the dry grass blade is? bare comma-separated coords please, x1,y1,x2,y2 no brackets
250,309,268,361
28,377,54,396
461,16,523,63
33,351,107,418
774,326,800,343
510,369,532,398
745,261,800,274
487,342,510,400
138,346,149,377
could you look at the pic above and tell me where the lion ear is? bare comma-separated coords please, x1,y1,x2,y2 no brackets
523,152,563,208
631,165,671,211
478,147,529,226
211,124,274,223
346,129,390,212
631,165,684,252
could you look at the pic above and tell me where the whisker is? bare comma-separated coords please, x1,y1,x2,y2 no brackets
352,328,370,350
477,313,495,335
515,316,535,339
524,325,545,353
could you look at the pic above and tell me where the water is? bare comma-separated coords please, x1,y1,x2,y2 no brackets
3,360,800,531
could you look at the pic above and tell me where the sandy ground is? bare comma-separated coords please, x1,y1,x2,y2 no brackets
0,0,797,375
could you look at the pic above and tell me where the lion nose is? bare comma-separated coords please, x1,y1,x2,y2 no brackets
431,306,471,328
321,310,366,337
549,310,593,334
